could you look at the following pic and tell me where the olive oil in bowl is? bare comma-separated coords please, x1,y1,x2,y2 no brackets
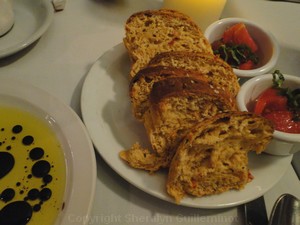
0,106,66,225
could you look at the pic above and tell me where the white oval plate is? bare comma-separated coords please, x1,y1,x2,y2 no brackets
0,0,53,58
81,43,293,209
0,78,96,224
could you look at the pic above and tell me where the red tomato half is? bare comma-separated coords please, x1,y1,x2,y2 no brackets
253,87,300,133
254,88,288,115
223,23,258,53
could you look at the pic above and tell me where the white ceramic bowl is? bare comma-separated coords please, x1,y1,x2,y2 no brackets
237,74,300,155
0,0,14,36
204,18,280,78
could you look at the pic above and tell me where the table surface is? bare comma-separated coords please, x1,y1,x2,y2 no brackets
1,0,300,224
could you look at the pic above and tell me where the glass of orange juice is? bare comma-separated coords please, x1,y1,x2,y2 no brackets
163,0,227,31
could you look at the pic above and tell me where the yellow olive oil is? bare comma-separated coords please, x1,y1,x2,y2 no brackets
0,106,66,225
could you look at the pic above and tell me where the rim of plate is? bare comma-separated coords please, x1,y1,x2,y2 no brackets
0,0,54,58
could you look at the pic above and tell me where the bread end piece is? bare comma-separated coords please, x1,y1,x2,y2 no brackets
123,9,213,78
119,143,169,172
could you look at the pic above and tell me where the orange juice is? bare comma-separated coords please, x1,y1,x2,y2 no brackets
163,0,227,30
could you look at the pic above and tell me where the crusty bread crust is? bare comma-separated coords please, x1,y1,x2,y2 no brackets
129,66,209,121
123,9,212,78
149,75,236,109
166,112,274,203
148,51,240,97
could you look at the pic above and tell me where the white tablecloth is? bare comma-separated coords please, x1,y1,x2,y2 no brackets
1,0,300,224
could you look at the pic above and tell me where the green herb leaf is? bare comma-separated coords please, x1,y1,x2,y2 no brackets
271,70,300,121
272,70,285,88
213,43,259,69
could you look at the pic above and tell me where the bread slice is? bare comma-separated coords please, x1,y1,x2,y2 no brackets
148,51,240,97
120,76,237,172
129,66,209,121
144,76,237,156
123,9,212,78
166,112,274,203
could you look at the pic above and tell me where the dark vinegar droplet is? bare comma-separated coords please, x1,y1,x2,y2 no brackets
0,188,15,202
12,125,23,134
29,147,44,160
0,152,15,179
43,174,53,184
40,188,52,201
31,160,51,178
0,201,33,225
22,135,34,145
27,189,40,201
33,204,41,212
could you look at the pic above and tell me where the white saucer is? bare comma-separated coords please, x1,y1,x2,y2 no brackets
0,0,53,58
81,43,293,209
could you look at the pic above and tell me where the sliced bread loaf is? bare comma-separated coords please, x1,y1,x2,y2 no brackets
166,112,274,203
123,9,212,78
148,51,240,97
121,76,237,172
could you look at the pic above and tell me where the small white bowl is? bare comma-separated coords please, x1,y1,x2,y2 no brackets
0,0,14,36
237,74,300,155
204,18,280,78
